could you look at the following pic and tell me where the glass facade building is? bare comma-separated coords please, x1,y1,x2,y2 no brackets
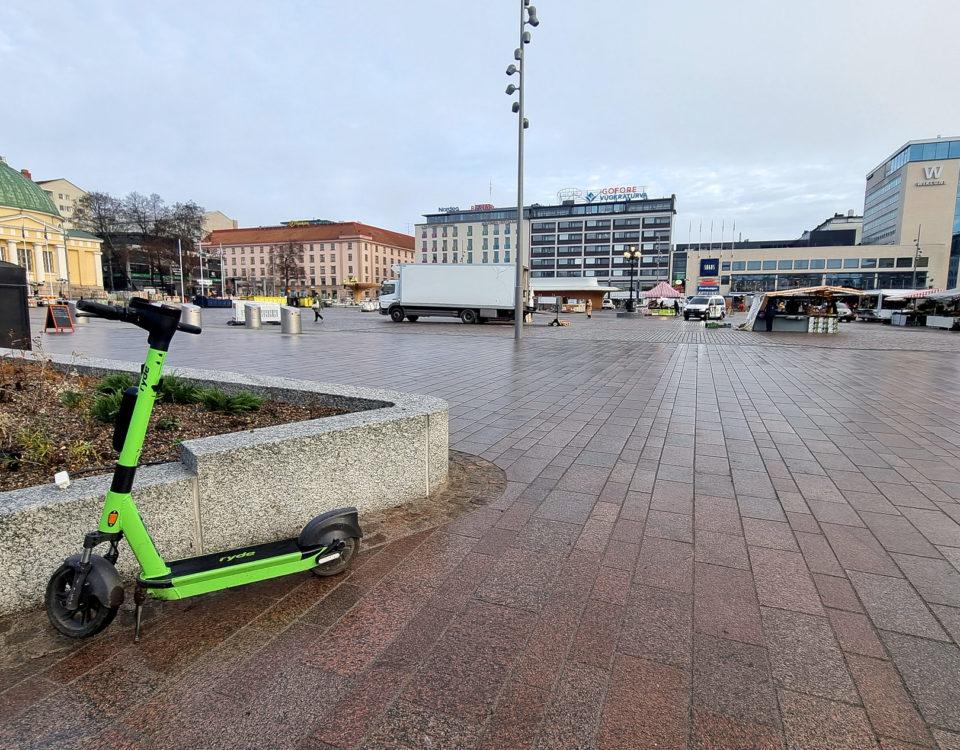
417,196,677,292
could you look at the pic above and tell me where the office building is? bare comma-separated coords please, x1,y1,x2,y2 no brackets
683,136,960,295
202,210,239,234
862,136,960,286
206,221,414,299
417,190,676,294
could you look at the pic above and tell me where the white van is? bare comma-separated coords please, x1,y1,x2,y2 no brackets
683,295,726,321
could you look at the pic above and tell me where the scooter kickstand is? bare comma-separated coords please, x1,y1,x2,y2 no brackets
133,584,145,643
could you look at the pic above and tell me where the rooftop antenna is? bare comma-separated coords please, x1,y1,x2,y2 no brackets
489,178,493,201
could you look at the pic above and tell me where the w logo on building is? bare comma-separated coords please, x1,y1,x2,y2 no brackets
923,165,943,180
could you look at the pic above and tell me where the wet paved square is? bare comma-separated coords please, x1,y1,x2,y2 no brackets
4,307,960,749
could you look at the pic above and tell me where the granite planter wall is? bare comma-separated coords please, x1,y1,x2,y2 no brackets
0,352,448,614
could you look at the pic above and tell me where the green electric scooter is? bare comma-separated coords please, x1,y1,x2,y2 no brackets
45,297,362,641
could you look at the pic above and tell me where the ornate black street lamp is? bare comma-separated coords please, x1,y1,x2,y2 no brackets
623,246,640,312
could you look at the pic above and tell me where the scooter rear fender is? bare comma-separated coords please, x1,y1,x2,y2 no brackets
297,507,362,550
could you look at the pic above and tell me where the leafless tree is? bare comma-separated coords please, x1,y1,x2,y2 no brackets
72,192,127,290
268,242,305,291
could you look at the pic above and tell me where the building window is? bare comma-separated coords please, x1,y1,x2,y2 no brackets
493,251,499,263
467,226,473,236
732,261,746,271
482,252,488,263
504,251,510,263
861,258,877,268
746,260,761,271
896,257,912,268
777,260,793,270
43,251,53,273
826,259,842,269
843,258,859,269
794,259,809,270
761,260,776,270
810,259,826,269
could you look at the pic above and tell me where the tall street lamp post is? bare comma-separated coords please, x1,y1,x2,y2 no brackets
505,0,539,341
623,246,640,312
912,224,922,290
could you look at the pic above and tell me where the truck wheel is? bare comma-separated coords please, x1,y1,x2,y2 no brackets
460,309,478,324
389,307,405,323
406,315,419,322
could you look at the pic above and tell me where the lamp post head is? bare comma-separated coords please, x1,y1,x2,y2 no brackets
506,84,518,95
506,64,518,75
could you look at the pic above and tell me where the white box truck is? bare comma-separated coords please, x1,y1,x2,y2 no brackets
379,264,532,324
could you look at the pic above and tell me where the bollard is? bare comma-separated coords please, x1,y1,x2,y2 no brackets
244,303,262,329
68,301,88,326
180,303,202,330
280,306,302,335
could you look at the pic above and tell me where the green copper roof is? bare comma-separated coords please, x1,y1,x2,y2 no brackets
0,161,61,217
66,229,99,240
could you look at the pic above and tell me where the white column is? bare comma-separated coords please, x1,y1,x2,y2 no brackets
93,252,104,289
34,243,47,284
5,240,16,265
56,244,68,284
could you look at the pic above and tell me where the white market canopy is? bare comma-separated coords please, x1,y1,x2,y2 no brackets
640,281,683,299
927,288,960,301
530,278,619,294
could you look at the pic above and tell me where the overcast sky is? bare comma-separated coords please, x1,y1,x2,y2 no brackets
3,0,959,241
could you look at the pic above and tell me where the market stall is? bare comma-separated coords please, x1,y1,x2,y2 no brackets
740,286,862,334
640,281,684,316
918,288,960,330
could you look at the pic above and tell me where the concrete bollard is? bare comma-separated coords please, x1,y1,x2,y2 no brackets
68,301,88,326
280,306,302,335
244,304,262,329
180,303,202,329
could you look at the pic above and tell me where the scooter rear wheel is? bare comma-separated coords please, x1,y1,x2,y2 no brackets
45,564,118,638
312,537,358,577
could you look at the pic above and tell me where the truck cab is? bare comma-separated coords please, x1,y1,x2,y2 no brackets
378,280,398,314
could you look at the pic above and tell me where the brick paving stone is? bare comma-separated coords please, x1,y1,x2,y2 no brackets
893,554,960,607
860,512,942,558
743,518,801,551
695,529,751,570
795,531,845,576
931,604,960,645
882,632,960,733
597,654,689,750
813,574,865,612
536,662,609,750
827,608,888,658
848,571,949,641
475,679,550,750
778,689,879,750
634,536,694,594
933,729,960,749
761,607,859,703
645,510,694,542
900,508,960,548
691,710,786,750
845,654,933,747
749,546,824,615
821,523,903,577
692,634,781,728
694,563,764,645
695,495,744,535
619,584,693,668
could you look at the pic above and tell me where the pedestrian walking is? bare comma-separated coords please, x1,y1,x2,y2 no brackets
585,299,592,319
312,296,324,322
673,299,680,315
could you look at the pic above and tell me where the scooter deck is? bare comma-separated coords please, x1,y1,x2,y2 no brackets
140,536,319,588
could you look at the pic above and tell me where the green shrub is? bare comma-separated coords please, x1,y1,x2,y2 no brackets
157,376,201,405
198,388,263,414
67,440,98,468
17,425,53,465
96,373,134,395
59,390,86,409
90,391,124,423
156,415,180,431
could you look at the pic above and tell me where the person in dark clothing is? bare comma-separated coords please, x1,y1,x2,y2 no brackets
673,299,680,315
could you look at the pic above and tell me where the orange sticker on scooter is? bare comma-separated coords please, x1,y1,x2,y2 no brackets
107,511,119,527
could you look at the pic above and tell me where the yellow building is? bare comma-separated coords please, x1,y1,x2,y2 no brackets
0,158,104,297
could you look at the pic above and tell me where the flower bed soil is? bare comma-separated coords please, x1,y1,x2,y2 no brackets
0,358,346,492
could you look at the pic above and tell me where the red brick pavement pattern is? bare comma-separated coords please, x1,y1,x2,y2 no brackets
5,309,960,748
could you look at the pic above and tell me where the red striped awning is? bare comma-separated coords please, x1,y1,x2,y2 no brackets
898,288,944,299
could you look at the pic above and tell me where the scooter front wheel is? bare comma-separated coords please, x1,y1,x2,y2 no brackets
312,537,358,577
45,564,118,638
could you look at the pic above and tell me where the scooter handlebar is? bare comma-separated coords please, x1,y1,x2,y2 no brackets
177,322,202,335
76,300,127,321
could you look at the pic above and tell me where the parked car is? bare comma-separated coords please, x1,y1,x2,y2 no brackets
683,295,726,321
835,301,856,322
601,298,615,310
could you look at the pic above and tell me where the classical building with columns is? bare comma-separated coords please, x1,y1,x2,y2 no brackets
0,157,104,297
